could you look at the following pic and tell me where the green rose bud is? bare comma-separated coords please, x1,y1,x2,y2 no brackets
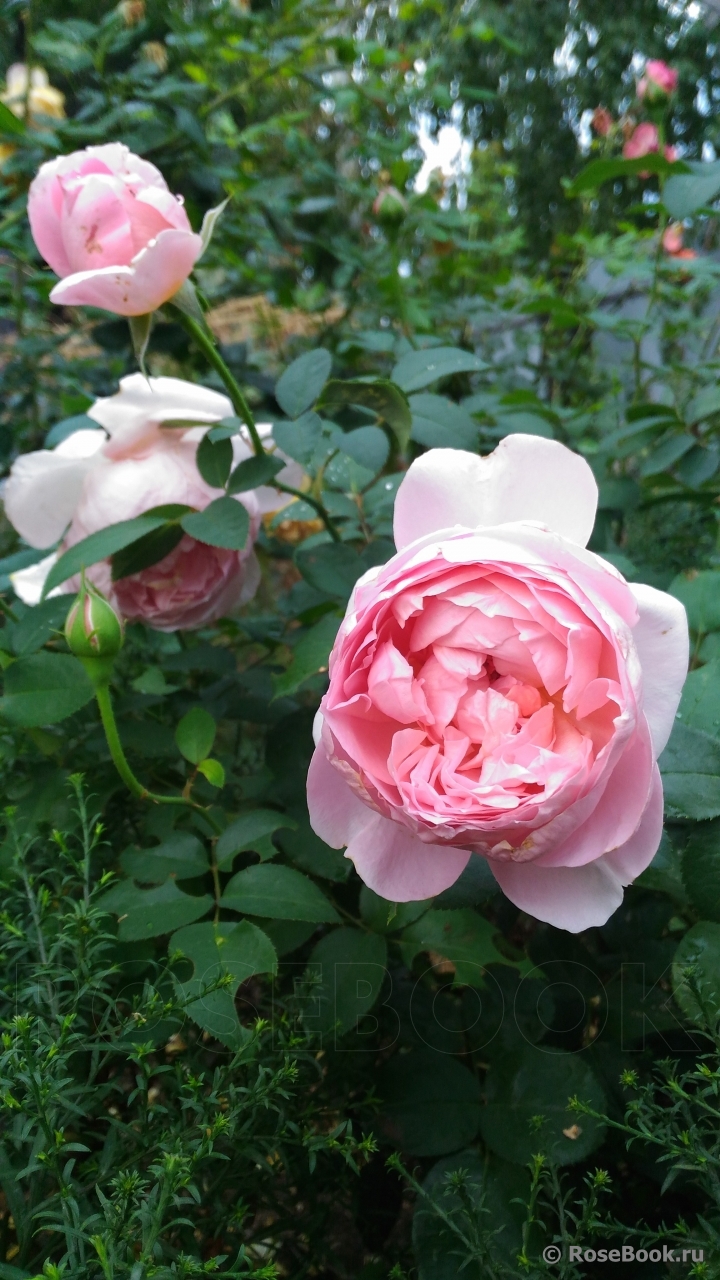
65,578,123,689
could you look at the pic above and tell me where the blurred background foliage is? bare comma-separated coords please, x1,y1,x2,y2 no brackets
4,1,720,1277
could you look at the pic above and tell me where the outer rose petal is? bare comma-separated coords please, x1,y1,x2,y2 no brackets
88,374,232,436
11,553,61,605
346,812,471,901
3,430,105,548
630,582,689,757
27,159,73,277
307,745,378,848
49,228,203,316
489,770,664,931
393,436,599,551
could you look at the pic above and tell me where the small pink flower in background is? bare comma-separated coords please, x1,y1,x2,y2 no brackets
638,59,678,101
591,107,614,137
663,222,697,261
623,122,660,160
27,143,203,316
307,436,688,933
4,375,303,631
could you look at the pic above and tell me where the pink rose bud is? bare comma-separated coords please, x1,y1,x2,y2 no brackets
65,577,123,688
5,375,304,632
27,143,203,316
638,60,678,102
591,107,613,137
307,437,689,933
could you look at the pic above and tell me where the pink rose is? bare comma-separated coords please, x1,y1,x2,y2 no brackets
5,375,302,631
28,143,203,316
638,60,678,101
307,436,688,933
623,122,660,160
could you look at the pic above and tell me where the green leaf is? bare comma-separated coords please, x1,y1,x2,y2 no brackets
272,612,340,699
669,569,720,635
672,920,720,1025
197,758,226,788
0,653,94,726
5,596,74,656
566,153,689,196
222,863,340,921
378,1049,482,1157
636,831,688,904
97,878,213,940
681,821,720,922
42,514,171,597
433,856,499,908
659,722,720,820
181,496,250,549
400,908,515,984
0,101,25,137
318,378,412,449
120,833,210,884
196,433,233,489
663,161,720,219
639,432,696,477
275,349,332,418
295,542,363,600
111,522,184,581
409,393,479,450
479,1046,606,1166
271,411,323,465
413,1152,527,1280
227,453,284,494
216,809,297,870
304,927,387,1036
391,346,487,393
276,820,350,882
175,707,217,764
339,425,389,474
676,658,720,741
171,918,276,1048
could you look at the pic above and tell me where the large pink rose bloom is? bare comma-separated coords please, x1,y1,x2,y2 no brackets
27,143,202,316
5,375,302,631
308,437,688,933
638,60,678,101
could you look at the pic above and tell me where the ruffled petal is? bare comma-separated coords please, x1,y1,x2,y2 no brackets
393,435,599,551
346,811,471,901
630,582,689,757
49,228,203,317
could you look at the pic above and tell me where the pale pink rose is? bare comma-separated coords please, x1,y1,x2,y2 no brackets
638,60,678,101
5,375,303,631
307,436,688,933
27,143,203,316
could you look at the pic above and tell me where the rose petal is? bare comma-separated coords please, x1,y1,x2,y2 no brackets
345,811,471,900
49,228,203,316
393,435,599,551
10,553,61,605
630,582,689,757
4,438,101,548
488,855,624,932
307,744,378,847
603,765,664,882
